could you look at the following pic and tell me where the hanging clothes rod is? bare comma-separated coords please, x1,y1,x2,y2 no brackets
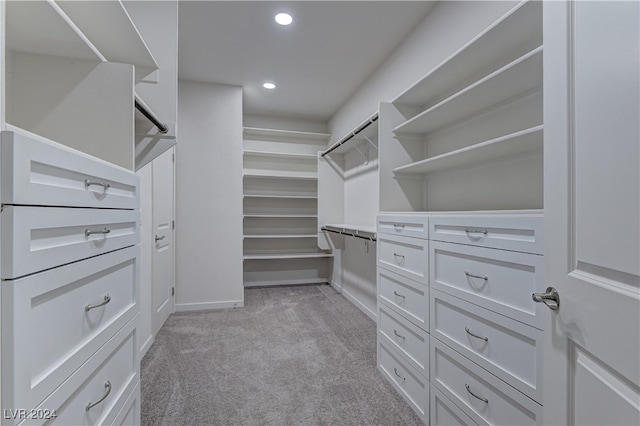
321,225,377,242
135,95,169,134
320,113,378,157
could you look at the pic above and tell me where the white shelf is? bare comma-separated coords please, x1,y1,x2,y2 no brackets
394,1,542,107
243,127,330,141
243,150,317,160
393,126,543,175
243,194,317,200
243,278,329,287
394,47,542,136
243,171,317,180
243,214,318,218
243,234,318,239
321,113,379,157
243,252,333,260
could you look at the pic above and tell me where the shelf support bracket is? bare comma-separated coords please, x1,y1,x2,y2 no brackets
361,134,378,151
352,142,369,165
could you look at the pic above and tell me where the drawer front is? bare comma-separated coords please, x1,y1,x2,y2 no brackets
378,267,428,330
431,241,544,329
378,233,428,284
431,385,478,426
431,289,543,402
23,318,140,426
430,215,543,254
1,206,139,279
378,304,429,377
378,340,429,422
431,338,543,426
2,247,138,412
1,130,139,209
378,214,429,239
110,382,140,426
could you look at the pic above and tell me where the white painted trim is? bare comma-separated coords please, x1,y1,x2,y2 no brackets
331,280,376,322
175,300,244,312
139,335,155,360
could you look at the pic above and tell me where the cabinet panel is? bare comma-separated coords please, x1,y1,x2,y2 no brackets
377,233,428,284
1,247,138,413
431,338,543,426
377,267,428,330
430,214,543,254
431,240,544,329
431,385,478,426
1,130,138,209
431,289,543,402
1,206,138,279
378,304,429,377
377,214,429,239
110,382,140,426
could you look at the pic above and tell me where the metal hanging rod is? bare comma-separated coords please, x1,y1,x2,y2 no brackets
135,95,169,134
320,113,378,157
321,225,377,242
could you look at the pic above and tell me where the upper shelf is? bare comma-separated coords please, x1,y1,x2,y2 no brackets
394,47,542,136
243,150,317,160
6,0,159,83
243,127,331,142
393,0,542,109
321,113,379,157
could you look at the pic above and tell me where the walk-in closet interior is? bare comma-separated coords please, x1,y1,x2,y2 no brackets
0,1,638,425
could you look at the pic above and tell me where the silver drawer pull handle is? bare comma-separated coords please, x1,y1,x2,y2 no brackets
465,327,488,342
393,291,405,299
155,235,166,242
85,180,111,190
465,228,488,235
85,227,111,237
393,329,405,340
86,381,111,411
465,383,488,403
85,294,111,312
393,224,405,230
465,271,488,281
394,368,406,381
393,253,405,258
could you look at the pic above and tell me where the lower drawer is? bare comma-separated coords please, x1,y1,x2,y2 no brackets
377,267,428,330
378,340,429,423
23,317,140,426
431,385,478,426
377,233,428,284
431,338,543,426
110,382,140,426
1,247,139,413
378,303,429,377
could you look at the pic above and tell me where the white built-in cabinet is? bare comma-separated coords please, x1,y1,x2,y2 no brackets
242,127,333,287
375,1,545,423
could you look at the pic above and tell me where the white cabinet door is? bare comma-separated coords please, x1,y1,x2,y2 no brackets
543,2,640,425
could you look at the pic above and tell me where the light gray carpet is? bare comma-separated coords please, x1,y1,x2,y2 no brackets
141,284,423,425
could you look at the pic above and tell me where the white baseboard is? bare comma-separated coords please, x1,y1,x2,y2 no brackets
175,299,244,312
140,335,155,359
331,280,376,322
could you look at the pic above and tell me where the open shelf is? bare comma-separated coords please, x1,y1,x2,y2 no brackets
394,47,542,136
393,125,543,175
322,114,379,157
243,234,318,239
243,194,317,200
243,171,317,180
393,1,542,109
243,150,318,160
243,214,318,218
243,127,330,141
243,252,333,260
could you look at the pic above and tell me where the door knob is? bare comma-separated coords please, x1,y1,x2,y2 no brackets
155,235,166,243
532,287,560,311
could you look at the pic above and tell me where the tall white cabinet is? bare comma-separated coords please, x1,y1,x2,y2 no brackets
242,127,332,287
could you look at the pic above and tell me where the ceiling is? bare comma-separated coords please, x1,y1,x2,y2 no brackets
178,1,435,121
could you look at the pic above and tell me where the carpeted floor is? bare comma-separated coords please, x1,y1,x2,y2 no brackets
140,284,423,425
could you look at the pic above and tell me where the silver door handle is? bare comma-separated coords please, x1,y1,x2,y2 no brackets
85,227,111,237
86,381,111,411
84,180,110,190
85,294,111,312
532,287,560,311
155,235,166,242
465,383,488,403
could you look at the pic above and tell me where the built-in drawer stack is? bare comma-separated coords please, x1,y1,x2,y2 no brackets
429,214,544,425
1,130,141,425
376,214,430,422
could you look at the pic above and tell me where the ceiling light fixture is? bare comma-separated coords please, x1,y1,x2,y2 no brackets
263,82,276,90
275,12,293,26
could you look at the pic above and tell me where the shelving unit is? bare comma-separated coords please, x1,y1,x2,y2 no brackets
242,127,332,287
380,0,543,212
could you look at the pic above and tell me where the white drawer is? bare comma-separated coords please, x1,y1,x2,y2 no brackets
378,304,429,377
21,318,140,426
1,206,139,279
110,382,140,426
431,385,478,426
430,214,543,254
431,289,543,402
378,340,429,423
1,247,139,413
378,214,429,239
1,130,139,209
431,241,544,329
378,267,429,330
431,338,543,426
378,233,428,284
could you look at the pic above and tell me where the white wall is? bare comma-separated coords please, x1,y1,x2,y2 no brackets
176,80,244,311
136,163,154,357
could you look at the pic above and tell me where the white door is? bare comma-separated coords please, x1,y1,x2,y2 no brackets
543,2,640,425
152,147,175,335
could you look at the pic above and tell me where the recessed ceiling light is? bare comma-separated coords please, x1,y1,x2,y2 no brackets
275,12,293,26
263,82,276,90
